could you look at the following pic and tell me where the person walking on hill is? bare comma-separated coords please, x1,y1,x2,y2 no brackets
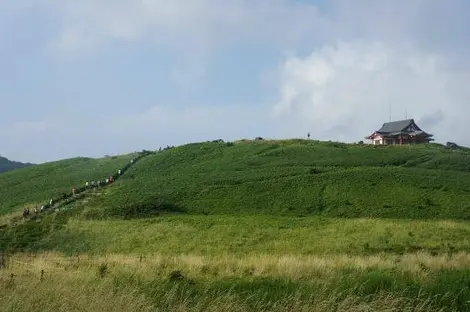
49,199,53,206
118,169,122,175
40,205,44,212
72,187,76,196
33,207,38,215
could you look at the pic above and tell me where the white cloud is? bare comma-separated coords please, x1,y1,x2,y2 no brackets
45,0,325,53
40,0,327,86
112,103,271,145
3,0,470,163
273,41,470,144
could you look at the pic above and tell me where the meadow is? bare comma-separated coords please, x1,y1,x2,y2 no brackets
1,214,470,311
79,140,470,220
1,140,470,311
0,153,137,215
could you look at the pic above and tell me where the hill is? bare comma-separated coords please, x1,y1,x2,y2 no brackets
59,139,470,220
0,155,33,174
0,153,138,215
1,140,470,311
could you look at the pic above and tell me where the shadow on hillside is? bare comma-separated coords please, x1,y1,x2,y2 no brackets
87,198,187,220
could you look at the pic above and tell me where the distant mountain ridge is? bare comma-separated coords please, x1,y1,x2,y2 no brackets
0,155,34,174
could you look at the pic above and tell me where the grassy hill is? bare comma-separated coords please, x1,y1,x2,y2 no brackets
71,139,470,220
0,153,137,215
1,140,470,311
0,155,33,174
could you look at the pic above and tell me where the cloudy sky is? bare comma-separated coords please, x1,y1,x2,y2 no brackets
1,0,469,163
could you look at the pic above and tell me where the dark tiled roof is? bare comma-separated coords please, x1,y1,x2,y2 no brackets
377,119,416,133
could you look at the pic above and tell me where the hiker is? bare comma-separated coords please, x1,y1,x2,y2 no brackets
49,199,53,206
307,132,311,139
105,178,109,184
130,159,134,163
22,208,29,218
72,187,76,195
109,176,114,183
118,169,122,175
34,207,38,215
86,181,89,187
40,205,44,212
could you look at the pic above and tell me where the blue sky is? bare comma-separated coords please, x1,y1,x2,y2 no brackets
1,0,470,163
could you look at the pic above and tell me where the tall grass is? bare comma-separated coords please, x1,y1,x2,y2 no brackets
1,252,468,311
23,216,470,256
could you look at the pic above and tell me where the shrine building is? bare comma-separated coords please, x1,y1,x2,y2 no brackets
366,119,434,145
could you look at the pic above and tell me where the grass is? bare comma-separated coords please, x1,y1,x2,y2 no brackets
74,140,470,220
1,214,470,310
11,215,469,256
2,139,470,310
3,140,470,219
0,153,137,215
1,251,469,311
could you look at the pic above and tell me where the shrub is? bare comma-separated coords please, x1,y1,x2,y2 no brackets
98,263,108,278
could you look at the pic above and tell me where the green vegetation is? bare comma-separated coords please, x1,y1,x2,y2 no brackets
76,140,470,220
2,250,469,311
1,139,470,311
0,155,33,174
4,215,469,256
0,153,136,214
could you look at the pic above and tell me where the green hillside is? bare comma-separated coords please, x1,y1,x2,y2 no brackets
0,155,33,174
69,139,470,220
2,140,470,311
0,153,137,215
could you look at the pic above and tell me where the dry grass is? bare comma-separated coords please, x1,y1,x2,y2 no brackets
0,261,154,312
0,252,467,311
5,251,470,280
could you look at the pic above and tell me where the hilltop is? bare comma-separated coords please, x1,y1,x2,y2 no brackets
2,139,469,220
0,155,33,174
75,139,470,220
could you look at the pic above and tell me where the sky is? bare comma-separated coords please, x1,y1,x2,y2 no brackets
1,0,470,163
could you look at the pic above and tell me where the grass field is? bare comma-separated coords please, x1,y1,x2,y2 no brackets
78,140,470,220
0,216,470,311
1,215,470,311
13,216,470,256
1,251,469,311
0,153,137,215
1,140,470,311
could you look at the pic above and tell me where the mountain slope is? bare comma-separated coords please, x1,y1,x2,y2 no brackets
76,140,470,220
0,156,33,174
0,153,138,214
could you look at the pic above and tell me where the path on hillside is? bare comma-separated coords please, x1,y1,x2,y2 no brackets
22,150,154,220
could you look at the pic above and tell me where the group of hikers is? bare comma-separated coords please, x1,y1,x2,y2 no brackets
79,169,120,194
22,156,141,219
22,198,53,218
